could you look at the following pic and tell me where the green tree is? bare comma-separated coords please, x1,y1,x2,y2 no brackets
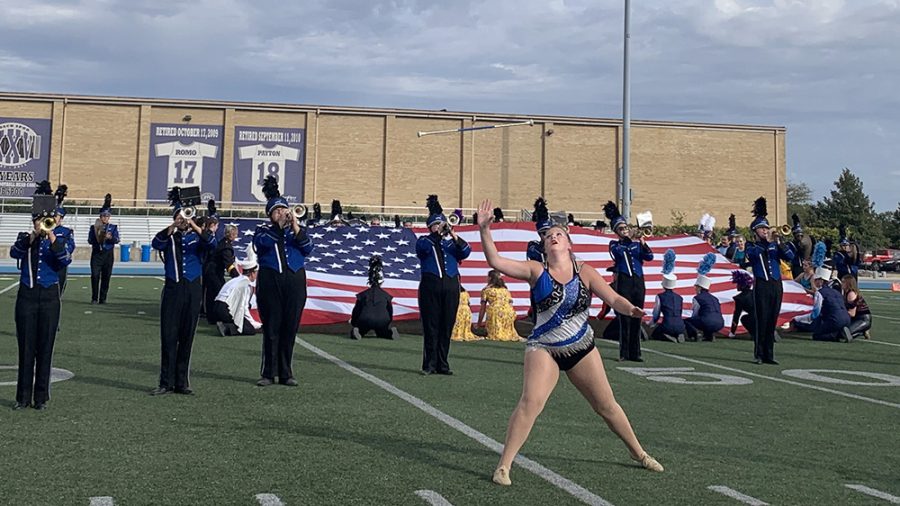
882,203,900,248
787,180,814,225
811,168,885,249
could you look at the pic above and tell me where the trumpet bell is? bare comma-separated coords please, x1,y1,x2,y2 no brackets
779,224,792,236
293,204,308,220
641,227,653,237
180,206,196,220
39,216,57,234
447,214,460,226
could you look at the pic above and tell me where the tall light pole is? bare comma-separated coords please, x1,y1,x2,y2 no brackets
621,0,632,220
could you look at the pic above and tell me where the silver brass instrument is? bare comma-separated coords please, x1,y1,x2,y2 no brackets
180,206,197,220
293,204,308,220
447,213,460,227
636,210,653,237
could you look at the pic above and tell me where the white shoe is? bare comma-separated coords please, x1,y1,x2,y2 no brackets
728,332,735,338
634,452,664,472
492,466,511,486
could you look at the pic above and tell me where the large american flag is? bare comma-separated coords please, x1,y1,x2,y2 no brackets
225,220,813,329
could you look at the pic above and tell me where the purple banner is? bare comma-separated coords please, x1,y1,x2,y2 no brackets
0,117,52,197
148,123,223,202
232,126,305,204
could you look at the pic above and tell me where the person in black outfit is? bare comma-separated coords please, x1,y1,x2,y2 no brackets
150,187,217,396
203,201,238,324
350,256,399,340
10,182,73,410
416,195,472,375
604,201,653,362
729,270,756,338
52,185,75,299
789,214,813,278
88,193,119,304
253,176,314,387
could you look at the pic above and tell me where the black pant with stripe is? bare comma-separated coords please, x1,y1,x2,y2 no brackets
15,284,61,406
158,278,202,390
615,273,645,361
256,268,307,382
752,278,783,362
90,249,114,303
418,274,460,373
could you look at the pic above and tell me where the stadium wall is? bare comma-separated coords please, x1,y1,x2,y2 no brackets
0,92,786,226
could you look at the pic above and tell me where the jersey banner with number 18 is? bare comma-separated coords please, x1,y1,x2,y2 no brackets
232,126,306,204
147,123,223,203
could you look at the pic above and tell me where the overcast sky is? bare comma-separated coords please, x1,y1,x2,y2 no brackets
2,0,898,211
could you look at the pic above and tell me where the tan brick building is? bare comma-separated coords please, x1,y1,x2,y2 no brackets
0,92,786,226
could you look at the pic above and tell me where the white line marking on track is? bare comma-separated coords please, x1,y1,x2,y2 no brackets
154,276,166,281
254,493,284,506
297,338,615,506
595,340,900,410
845,484,900,503
707,486,769,505
0,281,19,295
415,489,455,506
89,497,115,506
873,314,900,322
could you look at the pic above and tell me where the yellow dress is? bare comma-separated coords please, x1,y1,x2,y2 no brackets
451,290,479,342
482,287,522,342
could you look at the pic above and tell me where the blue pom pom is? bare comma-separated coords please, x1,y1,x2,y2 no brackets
812,241,827,268
662,249,676,275
698,252,716,275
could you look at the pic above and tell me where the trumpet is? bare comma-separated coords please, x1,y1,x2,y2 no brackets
293,204,308,220
447,213,460,227
180,206,197,220
636,210,653,238
779,224,792,236
38,216,58,235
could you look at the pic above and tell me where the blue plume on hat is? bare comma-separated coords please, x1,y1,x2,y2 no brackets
697,252,716,276
812,241,826,268
662,249,676,276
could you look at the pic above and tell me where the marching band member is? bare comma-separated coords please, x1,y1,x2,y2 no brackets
253,176,314,387
214,249,262,337
789,214,813,278
10,181,72,410
832,225,860,280
793,265,853,342
53,185,75,298
604,201,653,362
841,275,872,340
744,197,795,364
475,199,663,487
684,253,725,342
416,194,471,375
204,201,239,324
88,193,119,304
729,270,756,338
150,187,217,395
350,256,399,340
649,249,686,343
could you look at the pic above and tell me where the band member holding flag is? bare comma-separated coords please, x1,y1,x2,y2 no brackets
475,199,663,486
253,176,314,387
10,181,73,410
88,193,119,304
416,194,471,376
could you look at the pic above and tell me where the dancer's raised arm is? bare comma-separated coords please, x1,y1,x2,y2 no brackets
477,199,541,284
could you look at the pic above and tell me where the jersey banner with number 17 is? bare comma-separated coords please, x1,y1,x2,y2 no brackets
232,126,306,205
147,123,223,203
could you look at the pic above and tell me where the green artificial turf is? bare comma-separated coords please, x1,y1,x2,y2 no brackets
1,277,898,505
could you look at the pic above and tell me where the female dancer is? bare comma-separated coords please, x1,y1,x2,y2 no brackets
475,200,663,486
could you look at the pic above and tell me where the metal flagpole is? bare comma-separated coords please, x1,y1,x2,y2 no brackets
621,0,632,221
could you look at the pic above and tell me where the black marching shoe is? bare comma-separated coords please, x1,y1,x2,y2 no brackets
351,327,362,340
256,377,274,387
763,359,780,365
421,369,435,376
753,358,763,365
33,403,47,411
281,378,299,387
436,370,453,376
174,388,194,395
149,387,173,396
389,327,399,340
13,402,30,410
841,327,854,343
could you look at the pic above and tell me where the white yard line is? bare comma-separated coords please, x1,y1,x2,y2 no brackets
864,339,900,348
595,340,900,410
844,484,900,504
872,314,900,322
89,497,115,506
297,338,615,506
0,281,19,295
254,493,285,506
415,490,455,506
707,486,769,505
